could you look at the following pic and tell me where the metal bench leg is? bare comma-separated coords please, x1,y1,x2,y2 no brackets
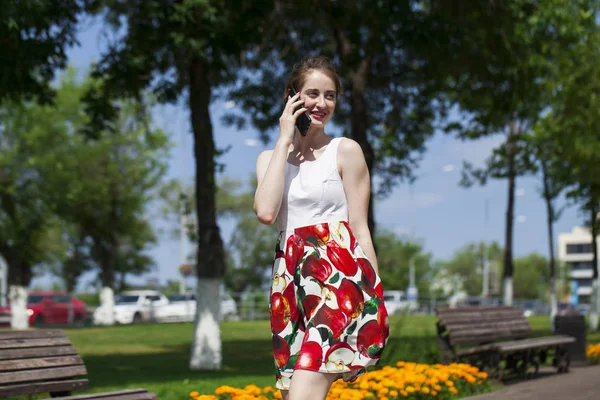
554,346,570,373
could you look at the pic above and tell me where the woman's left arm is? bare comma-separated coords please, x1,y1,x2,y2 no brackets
338,138,379,274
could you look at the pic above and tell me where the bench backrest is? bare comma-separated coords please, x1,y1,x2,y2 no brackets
436,306,532,346
0,329,88,398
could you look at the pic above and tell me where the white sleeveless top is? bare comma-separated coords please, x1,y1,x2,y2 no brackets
277,137,348,231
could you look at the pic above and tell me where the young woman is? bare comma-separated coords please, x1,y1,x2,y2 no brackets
254,56,389,400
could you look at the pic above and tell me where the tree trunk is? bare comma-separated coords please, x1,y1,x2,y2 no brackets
189,56,225,370
95,236,118,325
542,162,558,320
590,201,599,331
348,58,377,238
9,285,28,329
503,123,516,306
3,249,32,329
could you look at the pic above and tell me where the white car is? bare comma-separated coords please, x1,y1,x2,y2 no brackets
93,290,169,325
93,290,240,325
154,292,239,322
383,290,410,315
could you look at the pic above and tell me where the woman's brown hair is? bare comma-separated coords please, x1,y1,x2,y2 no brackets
282,56,342,104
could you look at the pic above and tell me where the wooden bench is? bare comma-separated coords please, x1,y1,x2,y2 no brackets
0,329,156,399
436,306,576,380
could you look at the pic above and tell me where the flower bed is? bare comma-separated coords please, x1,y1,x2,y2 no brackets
189,361,490,400
588,343,600,365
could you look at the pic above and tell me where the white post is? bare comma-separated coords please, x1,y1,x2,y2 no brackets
0,256,7,307
180,213,187,295
591,276,599,331
482,199,490,298
503,277,513,306
9,286,29,329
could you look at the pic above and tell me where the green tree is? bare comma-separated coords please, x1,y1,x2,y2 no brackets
375,231,434,295
36,72,169,309
428,0,597,305
0,93,76,328
85,0,277,369
1,0,81,103
162,177,277,295
513,253,550,300
543,24,600,329
436,242,504,298
226,1,442,237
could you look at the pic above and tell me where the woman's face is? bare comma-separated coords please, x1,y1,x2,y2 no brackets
299,70,337,129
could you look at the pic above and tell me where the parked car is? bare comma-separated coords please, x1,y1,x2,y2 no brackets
93,290,169,325
0,291,87,327
154,292,240,323
383,290,410,315
92,290,240,325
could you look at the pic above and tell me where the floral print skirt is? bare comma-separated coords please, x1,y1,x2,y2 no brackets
270,220,389,390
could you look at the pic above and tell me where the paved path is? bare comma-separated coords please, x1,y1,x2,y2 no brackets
464,365,600,400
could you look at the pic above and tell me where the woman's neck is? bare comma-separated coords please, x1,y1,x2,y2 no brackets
291,129,330,160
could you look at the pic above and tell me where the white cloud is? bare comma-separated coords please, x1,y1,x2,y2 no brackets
516,188,526,197
224,101,236,109
244,139,259,147
442,164,456,173
516,215,527,223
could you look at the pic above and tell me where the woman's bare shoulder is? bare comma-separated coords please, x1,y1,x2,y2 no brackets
337,137,365,162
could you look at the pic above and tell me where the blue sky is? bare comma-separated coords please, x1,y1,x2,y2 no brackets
32,17,584,290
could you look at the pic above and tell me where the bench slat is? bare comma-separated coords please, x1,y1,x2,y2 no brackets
0,337,72,350
439,309,525,321
496,335,576,352
0,330,65,340
0,365,87,385
437,306,518,315
449,329,531,345
0,378,88,398
0,356,84,372
439,312,527,325
446,320,531,334
0,345,78,361
40,389,157,400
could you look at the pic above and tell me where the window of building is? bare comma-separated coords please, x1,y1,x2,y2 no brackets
576,278,593,287
570,261,594,270
566,243,594,254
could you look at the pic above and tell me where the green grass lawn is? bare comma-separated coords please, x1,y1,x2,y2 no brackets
18,315,600,400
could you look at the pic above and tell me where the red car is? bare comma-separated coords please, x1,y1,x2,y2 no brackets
0,291,87,327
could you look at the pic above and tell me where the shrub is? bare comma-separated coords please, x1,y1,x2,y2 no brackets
189,361,491,400
587,343,600,365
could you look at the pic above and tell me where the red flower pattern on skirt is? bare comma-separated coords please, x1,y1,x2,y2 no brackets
269,221,389,390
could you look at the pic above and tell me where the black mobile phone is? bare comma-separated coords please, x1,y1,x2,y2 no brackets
289,88,311,136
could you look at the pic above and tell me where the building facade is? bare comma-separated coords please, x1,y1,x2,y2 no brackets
557,226,599,305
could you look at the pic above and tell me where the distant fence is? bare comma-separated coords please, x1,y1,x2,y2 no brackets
228,292,558,321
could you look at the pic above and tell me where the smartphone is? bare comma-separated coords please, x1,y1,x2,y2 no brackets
288,88,311,136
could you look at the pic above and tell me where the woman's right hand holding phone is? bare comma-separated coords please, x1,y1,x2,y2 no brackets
279,91,307,144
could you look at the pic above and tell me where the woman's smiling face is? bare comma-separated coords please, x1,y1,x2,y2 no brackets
299,70,337,128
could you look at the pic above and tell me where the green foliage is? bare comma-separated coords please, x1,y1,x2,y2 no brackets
226,2,441,197
0,0,81,103
375,230,434,294
435,242,504,297
0,68,169,290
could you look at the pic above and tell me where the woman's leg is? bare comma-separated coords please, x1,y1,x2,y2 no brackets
287,370,338,400
280,390,289,400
